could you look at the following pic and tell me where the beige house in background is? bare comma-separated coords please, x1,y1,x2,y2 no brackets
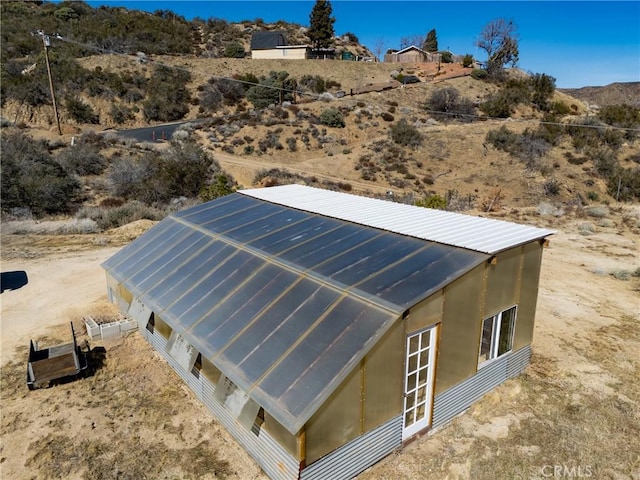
252,45,311,60
250,31,310,59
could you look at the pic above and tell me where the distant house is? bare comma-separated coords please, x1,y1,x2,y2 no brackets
384,45,441,63
250,31,311,60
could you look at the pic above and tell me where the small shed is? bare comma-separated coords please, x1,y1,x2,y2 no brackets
102,185,554,480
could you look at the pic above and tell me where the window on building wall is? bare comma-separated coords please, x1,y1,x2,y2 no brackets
478,305,517,367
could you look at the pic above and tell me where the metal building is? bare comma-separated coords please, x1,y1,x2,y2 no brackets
102,185,554,480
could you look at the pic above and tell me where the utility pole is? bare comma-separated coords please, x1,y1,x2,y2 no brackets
41,32,62,135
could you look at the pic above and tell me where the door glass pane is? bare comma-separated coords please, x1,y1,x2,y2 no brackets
418,367,427,386
406,391,416,409
420,331,430,348
408,353,418,373
419,348,429,367
416,403,426,421
409,335,419,354
407,372,417,392
405,410,414,426
416,386,426,403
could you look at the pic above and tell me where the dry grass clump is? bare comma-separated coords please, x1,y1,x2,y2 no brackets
2,219,99,235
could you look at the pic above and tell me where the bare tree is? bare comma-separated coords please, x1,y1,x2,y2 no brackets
399,34,425,50
372,37,387,61
475,18,519,78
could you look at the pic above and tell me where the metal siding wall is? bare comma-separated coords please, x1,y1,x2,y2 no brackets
435,264,485,394
483,248,521,316
506,345,532,378
432,345,532,429
145,330,299,480
305,364,362,464
514,243,544,351
406,291,443,333
300,415,402,480
363,318,404,433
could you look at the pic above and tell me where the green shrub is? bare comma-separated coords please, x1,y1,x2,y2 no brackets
485,125,552,169
319,108,345,128
65,96,99,124
286,137,298,151
416,194,447,210
440,51,453,63
109,139,222,204
608,167,640,201
426,87,476,123
142,65,191,122
530,73,556,111
536,114,564,145
592,147,620,180
380,112,394,122
246,71,296,108
200,174,235,201
390,119,422,147
471,69,488,80
543,178,561,196
462,54,474,68
109,104,135,124
55,143,108,176
480,80,531,118
597,104,640,140
300,75,326,94
1,131,80,216
551,101,571,115
565,117,624,152
223,42,245,58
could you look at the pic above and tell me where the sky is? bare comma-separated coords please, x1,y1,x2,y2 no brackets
81,1,640,89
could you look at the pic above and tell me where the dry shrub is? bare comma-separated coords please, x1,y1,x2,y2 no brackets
479,188,504,212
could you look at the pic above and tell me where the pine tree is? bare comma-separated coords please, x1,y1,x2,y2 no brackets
423,29,438,52
308,0,336,49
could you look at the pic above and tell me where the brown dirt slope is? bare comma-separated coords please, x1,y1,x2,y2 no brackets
559,81,640,107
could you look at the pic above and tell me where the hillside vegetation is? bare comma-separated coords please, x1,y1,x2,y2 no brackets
1,0,639,231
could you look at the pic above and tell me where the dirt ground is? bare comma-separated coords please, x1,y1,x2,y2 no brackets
1,203,638,480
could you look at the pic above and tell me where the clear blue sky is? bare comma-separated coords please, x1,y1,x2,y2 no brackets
82,1,640,88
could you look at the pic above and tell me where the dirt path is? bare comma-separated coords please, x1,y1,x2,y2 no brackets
1,247,119,364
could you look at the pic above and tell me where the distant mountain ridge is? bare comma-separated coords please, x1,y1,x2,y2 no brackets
559,82,640,108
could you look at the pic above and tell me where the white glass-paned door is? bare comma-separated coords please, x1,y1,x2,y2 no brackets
402,325,437,440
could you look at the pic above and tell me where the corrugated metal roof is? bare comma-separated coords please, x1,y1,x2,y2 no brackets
240,185,555,254
102,193,487,435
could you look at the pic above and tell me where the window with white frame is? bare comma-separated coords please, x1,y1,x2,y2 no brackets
478,305,517,367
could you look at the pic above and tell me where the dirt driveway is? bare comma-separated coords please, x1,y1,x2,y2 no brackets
1,206,638,479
